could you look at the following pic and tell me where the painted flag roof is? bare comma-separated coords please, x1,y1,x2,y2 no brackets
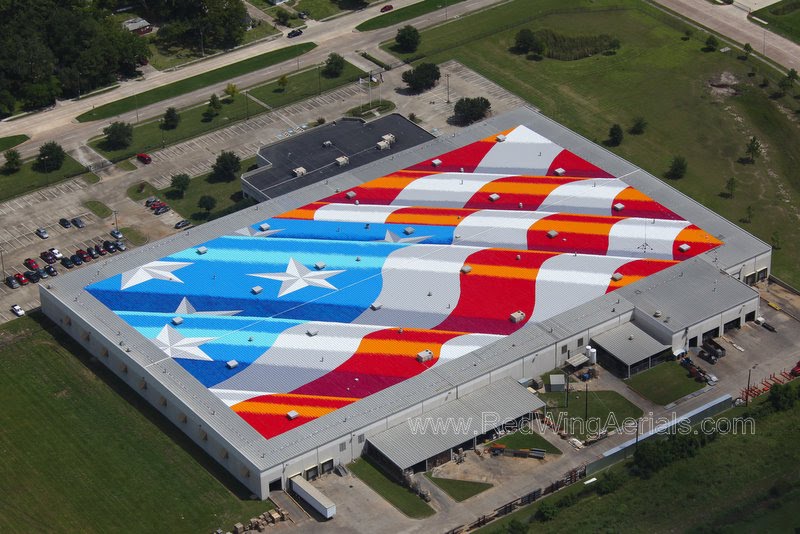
86,125,721,439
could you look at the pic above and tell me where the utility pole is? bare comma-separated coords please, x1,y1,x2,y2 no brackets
746,368,752,406
244,90,249,120
446,73,451,103
317,65,321,96
134,90,139,123
1,247,5,275
113,210,119,232
564,369,570,408
584,382,588,421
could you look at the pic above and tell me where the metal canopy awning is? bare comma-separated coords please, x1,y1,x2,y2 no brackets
565,353,589,367
591,322,670,367
367,378,545,471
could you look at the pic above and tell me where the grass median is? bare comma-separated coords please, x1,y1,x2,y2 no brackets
357,0,466,31
247,61,366,108
539,390,643,441
350,457,435,518
0,134,29,151
77,43,317,122
626,361,705,405
424,474,492,502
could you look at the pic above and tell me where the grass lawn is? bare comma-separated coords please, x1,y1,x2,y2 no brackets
477,388,800,533
538,390,643,440
116,159,137,172
77,43,316,122
383,0,800,287
243,20,281,44
119,226,148,246
127,181,160,202
0,314,273,534
626,361,705,405
0,156,86,202
753,0,800,44
350,458,435,518
84,200,112,218
424,474,492,501
346,99,396,118
357,0,466,31
248,61,365,108
90,96,267,161
494,430,562,455
0,134,29,151
296,0,341,20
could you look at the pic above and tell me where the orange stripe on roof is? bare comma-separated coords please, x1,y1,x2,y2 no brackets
359,176,419,190
233,402,341,418
675,225,722,247
356,337,444,358
481,127,516,142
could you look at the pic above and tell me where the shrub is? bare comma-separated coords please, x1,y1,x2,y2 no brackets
453,96,491,125
536,501,559,522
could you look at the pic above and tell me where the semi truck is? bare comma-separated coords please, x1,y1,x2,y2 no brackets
290,475,336,520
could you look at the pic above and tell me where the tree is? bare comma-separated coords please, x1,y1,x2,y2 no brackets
277,74,288,92
211,151,241,182
322,53,345,78
395,25,421,53
224,83,239,100
630,116,647,135
743,42,753,58
2,149,22,174
514,28,535,52
705,35,719,51
170,173,191,198
768,383,795,411
745,136,762,163
36,141,66,172
777,76,793,96
745,204,754,223
401,62,441,92
209,93,223,115
198,195,217,213
162,107,180,130
608,123,624,146
453,96,491,125
788,68,799,83
274,8,291,26
505,518,528,534
632,440,672,478
536,501,559,521
771,230,782,250
725,176,736,198
103,121,133,150
665,155,687,179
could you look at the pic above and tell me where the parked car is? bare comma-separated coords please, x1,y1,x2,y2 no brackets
380,4,394,12
298,10,308,19
70,254,83,266
71,217,86,228
287,29,303,38
23,258,40,271
110,229,123,239
114,240,127,251
6,276,20,289
174,219,191,229
36,267,49,279
76,249,92,262
87,247,99,259
144,197,159,207
25,270,40,283
14,272,29,285
154,205,170,215
44,265,58,276
35,227,49,239
150,201,165,211
136,153,152,164
49,247,63,259
11,304,24,317
705,372,719,386
94,244,107,256
61,257,75,269
40,251,57,264
59,218,72,228
103,240,117,253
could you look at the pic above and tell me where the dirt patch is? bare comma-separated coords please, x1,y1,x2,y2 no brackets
54,388,71,399
708,71,740,99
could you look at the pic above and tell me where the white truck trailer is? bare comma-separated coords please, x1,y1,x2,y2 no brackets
290,475,336,519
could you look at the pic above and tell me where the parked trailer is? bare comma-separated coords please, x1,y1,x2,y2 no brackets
290,475,336,519
703,339,726,359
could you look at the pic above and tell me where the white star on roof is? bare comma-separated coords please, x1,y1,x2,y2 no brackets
234,226,284,238
120,261,192,290
378,230,432,244
249,258,344,297
153,324,216,361
175,297,241,316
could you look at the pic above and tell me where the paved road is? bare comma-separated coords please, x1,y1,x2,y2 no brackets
653,0,800,73
0,0,501,159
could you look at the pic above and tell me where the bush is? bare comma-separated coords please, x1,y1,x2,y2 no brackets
630,116,647,135
453,96,491,125
705,35,719,51
536,501,559,522
523,29,620,61
401,62,440,92
596,470,626,495
608,123,624,146
3,149,22,174
665,155,688,179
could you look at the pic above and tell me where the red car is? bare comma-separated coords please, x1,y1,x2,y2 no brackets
23,258,39,270
40,251,57,264
136,153,152,164
14,272,29,286
76,249,92,262
150,201,165,210
380,4,394,12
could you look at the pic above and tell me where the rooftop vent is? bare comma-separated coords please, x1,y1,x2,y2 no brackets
345,190,357,199
251,286,263,295
403,227,415,235
306,329,319,337
376,140,390,150
554,167,566,176
431,158,442,167
259,223,271,232
314,262,326,270
336,156,350,167
611,272,624,281
171,317,184,326
546,230,559,239
678,243,691,253
292,167,307,177
654,310,662,318
510,310,526,323
382,133,396,144
613,202,625,212
196,246,208,255
370,302,382,311
417,349,434,363
496,134,507,142
226,360,239,369
488,193,500,202
460,265,472,274
287,410,299,420
322,140,332,147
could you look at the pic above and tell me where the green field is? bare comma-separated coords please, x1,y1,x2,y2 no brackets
425,474,492,501
539,390,643,440
753,0,800,44
247,61,365,108
357,0,466,31
119,226,149,246
0,155,86,202
296,0,342,20
478,390,800,533
626,361,705,405
0,134,29,151
76,43,316,122
494,429,562,455
83,200,112,218
0,314,272,534
350,458,436,518
384,0,800,287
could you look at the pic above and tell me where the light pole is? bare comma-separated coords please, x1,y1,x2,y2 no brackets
134,90,139,123
1,247,5,275
445,73,451,104
244,90,249,120
113,210,119,232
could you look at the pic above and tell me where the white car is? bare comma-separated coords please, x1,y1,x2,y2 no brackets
11,304,24,317
705,373,719,386
35,228,49,239
49,248,63,259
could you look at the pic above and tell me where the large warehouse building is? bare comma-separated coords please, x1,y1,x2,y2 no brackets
41,107,770,499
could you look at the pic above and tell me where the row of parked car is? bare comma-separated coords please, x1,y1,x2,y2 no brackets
145,196,172,216
34,217,88,239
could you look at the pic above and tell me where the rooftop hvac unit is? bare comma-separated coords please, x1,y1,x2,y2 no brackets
403,226,415,235
293,167,307,177
488,193,500,202
546,230,559,239
382,133,396,144
287,410,299,420
417,349,434,363
370,302,382,311
314,262,326,270
322,140,333,147
345,190,357,199
171,316,184,326
496,134,507,142
554,167,566,176
251,286,263,295
376,140,390,150
196,246,208,255
431,158,442,167
335,156,349,166
611,272,624,281
226,360,239,369
460,265,472,274
259,223,271,232
613,202,625,212
678,243,691,253
306,329,319,337
510,310,526,323
654,310,662,317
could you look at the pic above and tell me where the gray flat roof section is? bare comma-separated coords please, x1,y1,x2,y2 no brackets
617,258,759,334
367,378,545,471
591,322,670,367
242,115,434,200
